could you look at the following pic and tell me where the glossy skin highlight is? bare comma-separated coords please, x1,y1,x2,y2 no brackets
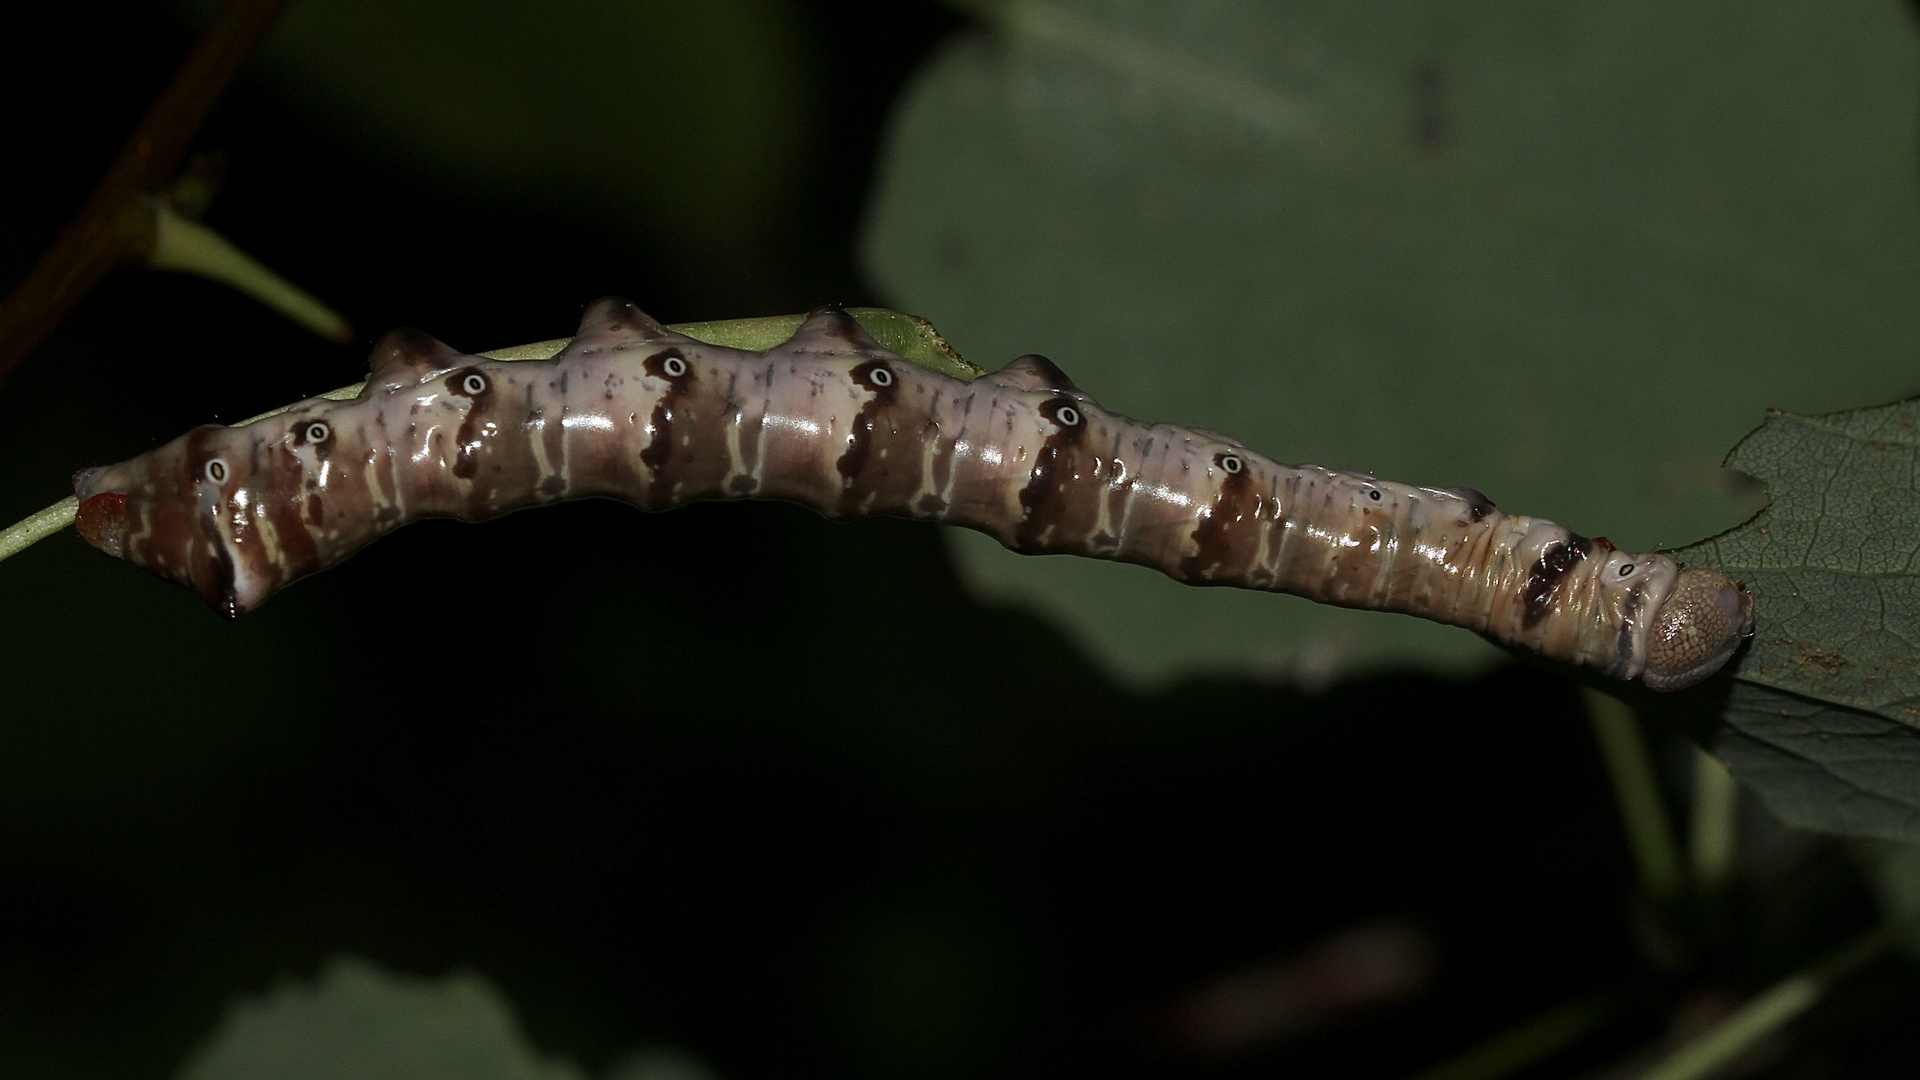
72,298,1752,687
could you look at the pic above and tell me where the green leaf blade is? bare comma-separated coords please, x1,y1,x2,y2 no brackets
1660,681,1920,842
1678,399,1920,727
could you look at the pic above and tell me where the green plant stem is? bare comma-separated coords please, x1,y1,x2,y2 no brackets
1636,924,1895,1080
0,0,286,388
1407,991,1616,1080
1583,688,1685,906
147,207,351,343
0,497,80,564
1688,748,1739,894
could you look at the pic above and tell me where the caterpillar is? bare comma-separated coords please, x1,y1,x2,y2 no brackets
71,298,1752,689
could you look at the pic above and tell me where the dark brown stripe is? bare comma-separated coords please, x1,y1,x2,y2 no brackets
1015,396,1092,549
1180,451,1260,582
181,427,243,617
290,416,333,460
640,348,690,499
1521,534,1593,629
1321,484,1398,606
291,417,333,526
835,359,901,516
446,366,494,481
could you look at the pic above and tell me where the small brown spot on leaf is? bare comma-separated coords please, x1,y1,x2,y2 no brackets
1797,646,1847,676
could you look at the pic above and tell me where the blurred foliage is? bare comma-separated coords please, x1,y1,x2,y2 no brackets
863,0,1920,686
176,957,588,1080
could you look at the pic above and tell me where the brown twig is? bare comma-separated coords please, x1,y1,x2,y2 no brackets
0,0,287,388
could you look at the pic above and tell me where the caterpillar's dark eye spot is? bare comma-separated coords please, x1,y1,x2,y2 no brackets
644,349,690,381
305,421,331,444
460,373,489,395
1619,563,1636,577
1367,489,1383,502
205,459,228,483
1036,396,1089,435
851,360,895,391
1218,453,1243,474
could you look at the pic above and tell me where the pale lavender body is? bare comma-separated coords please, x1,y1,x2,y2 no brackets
72,299,1752,687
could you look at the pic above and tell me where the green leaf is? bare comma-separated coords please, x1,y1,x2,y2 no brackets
862,0,1920,686
1660,681,1920,842
1680,399,1920,723
1654,396,1920,840
674,309,984,380
174,957,586,1080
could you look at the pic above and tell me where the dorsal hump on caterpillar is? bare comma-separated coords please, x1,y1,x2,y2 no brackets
978,353,1077,393
781,305,890,359
363,328,463,396
557,296,682,362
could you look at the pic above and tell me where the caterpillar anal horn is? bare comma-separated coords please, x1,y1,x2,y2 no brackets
1642,568,1755,689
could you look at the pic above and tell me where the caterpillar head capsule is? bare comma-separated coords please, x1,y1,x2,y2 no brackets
1641,568,1755,690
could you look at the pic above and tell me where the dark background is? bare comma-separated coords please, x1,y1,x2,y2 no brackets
0,3,1912,1078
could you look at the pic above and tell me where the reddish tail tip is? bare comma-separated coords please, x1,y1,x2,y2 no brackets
76,492,129,559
